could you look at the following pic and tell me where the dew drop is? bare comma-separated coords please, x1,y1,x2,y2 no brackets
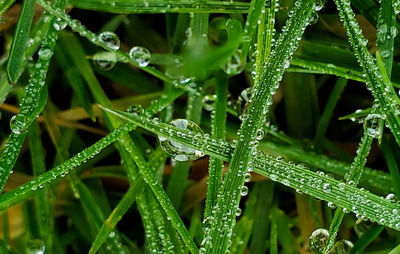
385,193,398,203
222,49,244,75
323,183,332,193
235,207,242,216
129,46,151,67
99,31,120,50
329,240,353,254
240,186,248,196
244,172,252,182
10,115,27,135
53,17,67,31
309,228,329,254
127,104,144,115
203,95,216,111
93,52,117,71
159,119,204,161
26,239,45,254
256,128,264,141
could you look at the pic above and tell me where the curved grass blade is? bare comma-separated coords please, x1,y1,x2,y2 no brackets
100,108,400,232
334,0,400,147
6,0,35,84
68,0,250,14
0,0,16,18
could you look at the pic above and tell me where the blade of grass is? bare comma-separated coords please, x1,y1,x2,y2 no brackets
0,0,64,192
100,107,400,231
6,0,35,84
0,0,16,18
202,1,316,252
29,121,53,253
382,136,400,196
67,0,250,14
349,223,385,254
204,71,227,219
334,0,400,147
314,78,347,151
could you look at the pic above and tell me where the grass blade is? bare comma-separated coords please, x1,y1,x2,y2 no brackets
68,0,250,14
6,0,35,84
101,107,400,232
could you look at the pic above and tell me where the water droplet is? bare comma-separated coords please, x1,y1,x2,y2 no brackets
26,239,45,254
327,202,337,209
329,240,353,254
222,49,244,75
159,119,204,161
309,11,319,25
129,46,151,67
240,186,248,196
109,231,116,238
53,17,67,31
235,207,242,216
244,172,252,182
385,193,398,203
38,47,53,60
314,0,323,11
203,95,216,111
10,115,27,134
364,113,382,139
99,31,120,50
256,128,264,141
323,183,332,193
93,52,117,71
309,228,329,254
127,104,144,115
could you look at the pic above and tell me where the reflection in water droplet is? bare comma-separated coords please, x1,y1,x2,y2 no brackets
159,119,204,161
99,31,120,50
93,52,117,71
10,115,27,135
309,228,329,254
27,239,45,254
129,46,151,67
222,49,245,75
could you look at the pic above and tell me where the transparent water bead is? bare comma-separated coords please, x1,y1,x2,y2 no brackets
93,52,117,71
159,119,204,161
314,0,323,11
364,113,382,139
240,186,248,196
53,17,67,31
222,49,245,75
129,46,151,67
27,239,45,254
99,31,120,50
203,95,216,111
309,228,329,254
237,87,254,116
10,115,27,134
385,193,398,203
127,104,144,115
328,240,353,254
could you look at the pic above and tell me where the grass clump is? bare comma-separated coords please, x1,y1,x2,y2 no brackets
1,0,400,253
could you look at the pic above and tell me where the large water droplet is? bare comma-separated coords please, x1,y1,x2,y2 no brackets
240,186,248,196
364,113,382,139
10,115,27,135
385,193,398,203
127,104,144,115
159,119,204,161
129,46,151,67
314,0,324,11
309,228,329,254
93,52,117,71
27,239,45,254
99,31,120,50
53,17,67,31
329,240,353,254
222,49,244,75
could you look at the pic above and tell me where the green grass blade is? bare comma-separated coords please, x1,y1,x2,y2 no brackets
6,0,35,84
204,71,228,219
101,107,400,232
382,137,400,196
314,78,347,150
334,0,400,147
203,1,316,252
68,0,250,14
0,123,135,210
240,0,267,61
0,0,16,18
29,121,53,253
349,223,384,254
389,244,400,254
